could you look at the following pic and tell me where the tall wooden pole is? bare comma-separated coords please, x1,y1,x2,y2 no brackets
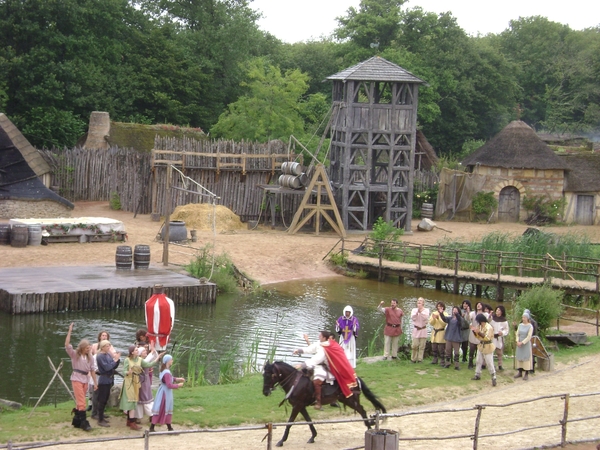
162,165,172,266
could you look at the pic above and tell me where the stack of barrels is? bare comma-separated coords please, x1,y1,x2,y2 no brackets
116,245,151,270
279,162,308,190
0,223,43,247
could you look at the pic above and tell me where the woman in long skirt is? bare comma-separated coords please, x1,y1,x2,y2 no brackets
515,311,534,380
150,354,185,432
119,345,158,430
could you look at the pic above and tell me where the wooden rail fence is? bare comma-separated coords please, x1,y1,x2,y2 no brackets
341,238,600,300
6,391,599,449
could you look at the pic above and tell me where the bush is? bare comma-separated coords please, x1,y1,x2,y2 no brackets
523,195,566,225
512,285,564,336
471,191,497,219
109,191,121,210
370,217,404,242
185,245,239,294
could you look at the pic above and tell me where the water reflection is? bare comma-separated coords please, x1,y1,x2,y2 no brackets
0,276,465,405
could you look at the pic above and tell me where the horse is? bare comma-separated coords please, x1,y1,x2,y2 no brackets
262,361,387,447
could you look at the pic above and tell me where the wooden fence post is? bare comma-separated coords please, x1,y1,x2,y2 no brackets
497,253,503,281
561,394,570,447
518,252,523,277
418,245,423,271
543,254,549,282
472,405,483,450
454,250,459,276
267,422,273,450
480,250,486,273
378,243,384,282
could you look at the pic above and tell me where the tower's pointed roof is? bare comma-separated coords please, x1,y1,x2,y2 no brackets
462,120,567,170
327,56,425,83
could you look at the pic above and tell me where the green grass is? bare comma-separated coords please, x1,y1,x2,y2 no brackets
2,336,598,444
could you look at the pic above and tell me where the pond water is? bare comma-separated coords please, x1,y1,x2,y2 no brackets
0,276,468,406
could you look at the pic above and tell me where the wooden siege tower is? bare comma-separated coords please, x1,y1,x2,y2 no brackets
326,56,425,232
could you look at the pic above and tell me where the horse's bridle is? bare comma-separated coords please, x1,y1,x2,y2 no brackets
268,362,296,391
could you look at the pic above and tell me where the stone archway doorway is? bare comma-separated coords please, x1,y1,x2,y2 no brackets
498,186,520,222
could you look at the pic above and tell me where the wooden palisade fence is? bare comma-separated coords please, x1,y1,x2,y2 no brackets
41,139,439,226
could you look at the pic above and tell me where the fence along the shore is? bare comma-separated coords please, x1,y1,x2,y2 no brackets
338,237,600,305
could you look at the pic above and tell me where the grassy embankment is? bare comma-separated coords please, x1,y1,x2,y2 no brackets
1,336,598,444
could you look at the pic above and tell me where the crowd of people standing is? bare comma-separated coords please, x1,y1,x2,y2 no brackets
64,324,183,433
328,298,537,390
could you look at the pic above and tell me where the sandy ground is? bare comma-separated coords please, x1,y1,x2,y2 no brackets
3,202,600,449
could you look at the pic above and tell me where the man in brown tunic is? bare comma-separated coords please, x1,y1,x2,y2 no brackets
378,299,404,359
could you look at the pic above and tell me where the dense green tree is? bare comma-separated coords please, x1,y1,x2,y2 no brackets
210,58,311,142
335,0,406,50
491,17,572,128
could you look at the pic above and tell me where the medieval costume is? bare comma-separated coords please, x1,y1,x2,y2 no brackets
120,345,157,430
410,299,430,363
335,305,360,368
65,323,96,432
378,301,404,359
491,306,509,371
471,314,497,386
151,354,185,432
515,312,534,380
429,303,447,366
135,347,160,421
439,306,467,369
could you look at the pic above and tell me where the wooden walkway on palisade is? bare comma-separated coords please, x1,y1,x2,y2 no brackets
0,266,216,314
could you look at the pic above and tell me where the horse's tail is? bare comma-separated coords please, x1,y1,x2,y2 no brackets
357,377,387,413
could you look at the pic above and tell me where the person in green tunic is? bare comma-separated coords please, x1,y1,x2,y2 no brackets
119,345,159,430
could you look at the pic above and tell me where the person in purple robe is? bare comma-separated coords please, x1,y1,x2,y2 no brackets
335,305,360,368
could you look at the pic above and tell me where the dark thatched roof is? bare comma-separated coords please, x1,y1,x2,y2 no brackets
559,153,600,192
415,130,438,170
327,56,425,84
0,113,73,209
462,121,567,170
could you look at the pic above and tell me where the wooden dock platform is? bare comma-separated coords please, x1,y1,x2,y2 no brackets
0,266,216,314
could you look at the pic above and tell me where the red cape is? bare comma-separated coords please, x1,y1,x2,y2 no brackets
322,340,357,397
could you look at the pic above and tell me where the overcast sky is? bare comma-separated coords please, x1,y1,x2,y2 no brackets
251,0,600,43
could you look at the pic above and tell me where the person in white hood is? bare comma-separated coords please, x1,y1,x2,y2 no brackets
335,305,360,367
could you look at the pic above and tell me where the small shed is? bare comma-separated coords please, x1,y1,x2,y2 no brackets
461,121,568,222
559,153,600,225
0,113,73,218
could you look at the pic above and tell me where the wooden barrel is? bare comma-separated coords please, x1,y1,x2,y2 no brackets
28,224,43,246
0,224,10,245
281,161,304,176
421,203,434,219
10,225,29,247
278,174,301,189
133,244,151,269
115,245,132,270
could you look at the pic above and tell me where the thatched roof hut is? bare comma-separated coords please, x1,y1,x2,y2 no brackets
462,121,567,170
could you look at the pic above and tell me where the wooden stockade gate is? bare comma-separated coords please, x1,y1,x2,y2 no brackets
5,390,599,449
339,238,600,301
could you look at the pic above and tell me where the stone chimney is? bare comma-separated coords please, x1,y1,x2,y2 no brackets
84,111,110,149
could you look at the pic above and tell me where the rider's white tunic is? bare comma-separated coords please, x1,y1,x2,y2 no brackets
299,342,335,383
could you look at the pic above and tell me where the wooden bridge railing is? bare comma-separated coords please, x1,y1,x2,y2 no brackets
347,238,600,294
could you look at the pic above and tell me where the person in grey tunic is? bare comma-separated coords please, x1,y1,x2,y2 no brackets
515,312,534,380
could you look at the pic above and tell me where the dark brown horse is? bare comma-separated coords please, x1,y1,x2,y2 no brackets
262,361,386,447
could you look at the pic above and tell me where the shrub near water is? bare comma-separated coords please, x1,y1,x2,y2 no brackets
185,244,238,293
512,284,564,337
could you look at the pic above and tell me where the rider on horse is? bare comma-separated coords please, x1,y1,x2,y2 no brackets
294,330,357,410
